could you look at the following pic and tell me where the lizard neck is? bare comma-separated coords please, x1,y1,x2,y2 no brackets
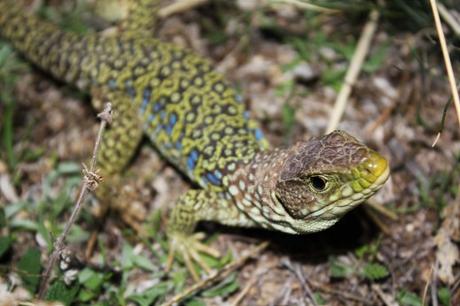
223,147,301,233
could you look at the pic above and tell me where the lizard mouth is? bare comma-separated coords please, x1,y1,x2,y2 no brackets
335,162,389,209
337,151,389,206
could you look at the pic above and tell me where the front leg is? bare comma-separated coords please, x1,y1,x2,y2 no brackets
95,0,162,36
166,189,256,280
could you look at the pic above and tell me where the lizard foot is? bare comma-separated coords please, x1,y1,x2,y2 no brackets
166,232,220,281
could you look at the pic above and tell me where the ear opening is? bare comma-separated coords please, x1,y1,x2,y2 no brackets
274,180,315,219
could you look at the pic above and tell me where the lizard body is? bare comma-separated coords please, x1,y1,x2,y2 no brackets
0,0,389,278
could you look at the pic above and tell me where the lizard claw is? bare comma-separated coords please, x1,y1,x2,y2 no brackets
165,232,220,281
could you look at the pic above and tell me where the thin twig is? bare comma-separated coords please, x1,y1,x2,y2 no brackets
160,241,269,306
269,0,340,13
364,103,396,134
429,0,460,145
422,265,433,305
430,259,439,306
229,267,268,306
364,206,391,236
38,103,112,298
326,9,379,133
452,272,460,296
309,279,373,305
371,284,397,306
432,133,441,147
229,275,257,306
281,258,317,306
431,259,440,306
438,3,460,37
158,0,208,18
271,276,295,306
365,199,398,221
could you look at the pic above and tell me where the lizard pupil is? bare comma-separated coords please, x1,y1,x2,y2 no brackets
310,176,327,191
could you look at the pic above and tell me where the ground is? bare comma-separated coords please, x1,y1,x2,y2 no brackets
0,0,459,305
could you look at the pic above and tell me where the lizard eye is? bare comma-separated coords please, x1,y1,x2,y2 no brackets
309,175,328,192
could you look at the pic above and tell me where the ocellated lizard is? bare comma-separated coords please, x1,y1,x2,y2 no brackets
0,0,390,280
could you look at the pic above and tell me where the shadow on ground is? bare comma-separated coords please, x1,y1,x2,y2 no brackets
200,206,379,265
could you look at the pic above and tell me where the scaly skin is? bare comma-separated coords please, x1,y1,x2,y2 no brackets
0,0,389,279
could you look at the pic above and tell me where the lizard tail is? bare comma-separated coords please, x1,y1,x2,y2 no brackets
0,1,98,89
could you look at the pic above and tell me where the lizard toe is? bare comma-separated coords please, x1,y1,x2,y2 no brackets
165,232,220,281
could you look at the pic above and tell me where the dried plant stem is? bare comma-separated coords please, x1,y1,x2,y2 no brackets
270,0,339,13
160,241,269,306
38,103,112,298
421,265,433,305
309,279,371,304
364,206,391,235
429,0,460,145
438,3,460,37
282,259,317,306
229,267,267,306
366,198,398,221
326,9,379,134
430,260,440,306
371,284,397,306
158,0,208,18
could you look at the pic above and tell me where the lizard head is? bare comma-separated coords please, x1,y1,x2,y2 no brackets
273,130,389,233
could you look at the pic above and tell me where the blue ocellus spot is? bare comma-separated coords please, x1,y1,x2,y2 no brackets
127,87,136,98
255,128,264,141
170,113,177,125
140,88,151,113
107,79,117,89
147,114,155,124
205,172,221,185
166,113,177,135
214,170,223,179
143,88,151,99
187,150,199,171
153,102,162,112
153,124,162,136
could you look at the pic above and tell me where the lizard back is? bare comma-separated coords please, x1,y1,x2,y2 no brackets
0,1,269,189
